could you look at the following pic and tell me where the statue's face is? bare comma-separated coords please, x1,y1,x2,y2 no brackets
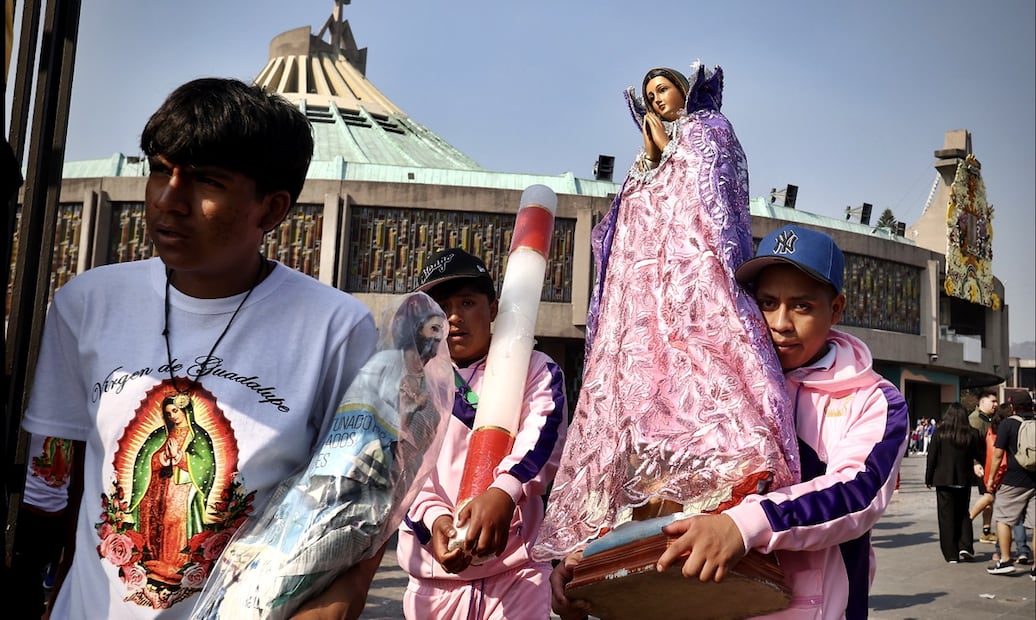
645,76,683,121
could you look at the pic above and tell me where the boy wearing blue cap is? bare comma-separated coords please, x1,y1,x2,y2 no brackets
656,225,910,618
551,225,910,619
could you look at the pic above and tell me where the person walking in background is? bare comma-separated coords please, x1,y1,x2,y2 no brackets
969,403,1010,560
970,390,1000,544
996,399,1035,565
923,418,936,455
986,391,1036,579
911,419,924,455
969,390,999,434
925,403,985,563
914,419,930,454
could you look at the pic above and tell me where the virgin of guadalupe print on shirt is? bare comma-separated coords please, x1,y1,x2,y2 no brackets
97,379,253,610
31,436,74,487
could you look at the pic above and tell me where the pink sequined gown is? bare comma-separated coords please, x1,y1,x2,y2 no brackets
534,66,799,559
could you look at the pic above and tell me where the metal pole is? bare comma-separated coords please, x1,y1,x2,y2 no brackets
4,0,81,569
3,0,42,566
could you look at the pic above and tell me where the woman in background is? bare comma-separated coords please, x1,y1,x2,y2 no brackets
926,403,985,563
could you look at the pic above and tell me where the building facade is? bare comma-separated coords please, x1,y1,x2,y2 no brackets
9,9,1011,425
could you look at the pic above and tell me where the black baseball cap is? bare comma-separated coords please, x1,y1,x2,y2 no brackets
414,248,493,293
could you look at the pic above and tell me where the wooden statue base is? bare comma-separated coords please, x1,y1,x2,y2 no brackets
566,532,790,620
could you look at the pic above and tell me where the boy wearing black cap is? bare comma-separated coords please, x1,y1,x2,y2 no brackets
553,225,909,619
397,248,568,619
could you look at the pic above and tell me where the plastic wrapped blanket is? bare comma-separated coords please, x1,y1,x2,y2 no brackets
192,293,453,619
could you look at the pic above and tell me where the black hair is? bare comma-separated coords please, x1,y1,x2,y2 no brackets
935,402,980,450
426,276,497,305
991,403,1013,434
977,389,998,401
140,78,314,204
160,395,195,429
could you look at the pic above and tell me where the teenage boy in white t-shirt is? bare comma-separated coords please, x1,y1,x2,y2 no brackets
14,78,379,620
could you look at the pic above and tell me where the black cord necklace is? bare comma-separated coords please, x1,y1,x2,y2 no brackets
162,255,268,403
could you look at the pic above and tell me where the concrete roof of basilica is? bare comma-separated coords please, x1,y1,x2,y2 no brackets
255,23,483,171
62,15,620,199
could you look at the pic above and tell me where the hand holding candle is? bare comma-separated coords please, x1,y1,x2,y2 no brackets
449,184,557,561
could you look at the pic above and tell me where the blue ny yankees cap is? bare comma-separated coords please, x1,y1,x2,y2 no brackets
734,225,844,293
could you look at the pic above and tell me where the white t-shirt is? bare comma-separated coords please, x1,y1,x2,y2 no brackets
21,257,377,619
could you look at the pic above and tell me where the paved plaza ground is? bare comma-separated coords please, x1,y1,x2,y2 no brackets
359,450,1035,619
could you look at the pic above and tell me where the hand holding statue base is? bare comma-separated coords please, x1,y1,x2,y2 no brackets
565,515,790,620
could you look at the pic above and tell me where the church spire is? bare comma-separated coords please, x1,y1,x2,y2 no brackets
316,0,367,75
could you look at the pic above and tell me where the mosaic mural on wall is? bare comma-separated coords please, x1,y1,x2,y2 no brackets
109,203,154,264
107,202,324,277
943,154,999,310
346,206,576,302
6,204,84,319
841,253,921,334
262,206,324,277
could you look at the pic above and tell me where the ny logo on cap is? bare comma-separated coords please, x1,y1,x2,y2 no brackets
772,229,798,255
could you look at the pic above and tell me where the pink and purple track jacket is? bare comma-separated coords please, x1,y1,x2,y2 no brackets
398,350,568,581
725,330,909,619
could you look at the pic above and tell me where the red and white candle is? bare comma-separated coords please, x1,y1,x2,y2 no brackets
451,184,557,557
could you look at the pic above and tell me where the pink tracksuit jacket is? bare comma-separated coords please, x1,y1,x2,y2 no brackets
397,351,568,588
725,330,910,619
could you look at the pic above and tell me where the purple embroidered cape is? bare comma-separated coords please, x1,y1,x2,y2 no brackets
534,65,799,559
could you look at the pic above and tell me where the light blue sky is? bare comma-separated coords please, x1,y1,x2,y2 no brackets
7,0,1034,342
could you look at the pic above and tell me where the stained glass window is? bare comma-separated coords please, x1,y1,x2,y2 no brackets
262,205,324,277
841,253,921,334
6,203,84,319
107,202,325,278
346,206,576,302
108,202,153,263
